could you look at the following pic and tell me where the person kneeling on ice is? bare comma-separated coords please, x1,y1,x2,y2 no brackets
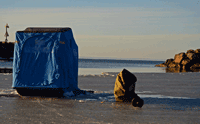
114,69,144,107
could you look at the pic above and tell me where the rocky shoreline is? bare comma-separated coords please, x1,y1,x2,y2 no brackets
155,49,200,72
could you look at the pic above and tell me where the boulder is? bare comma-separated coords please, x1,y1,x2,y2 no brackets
181,58,191,66
195,49,200,54
194,50,200,60
155,63,167,67
186,52,196,60
174,52,186,63
190,63,200,72
187,49,200,60
186,49,195,53
167,62,180,68
190,63,200,70
165,58,174,65
155,58,174,67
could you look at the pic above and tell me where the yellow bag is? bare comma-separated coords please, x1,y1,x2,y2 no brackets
114,69,144,107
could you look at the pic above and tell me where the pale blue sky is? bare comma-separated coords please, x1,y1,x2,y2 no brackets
0,0,200,60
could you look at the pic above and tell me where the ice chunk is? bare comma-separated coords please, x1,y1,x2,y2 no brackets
63,91,75,97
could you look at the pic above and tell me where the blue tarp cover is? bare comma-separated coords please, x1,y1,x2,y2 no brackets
12,28,79,91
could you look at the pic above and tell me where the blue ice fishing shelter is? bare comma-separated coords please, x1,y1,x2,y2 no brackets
12,27,80,97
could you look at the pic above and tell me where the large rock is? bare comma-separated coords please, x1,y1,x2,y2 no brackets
190,63,200,70
165,58,174,65
186,49,200,61
186,49,195,53
174,52,186,63
195,49,200,53
167,62,180,68
186,52,196,60
155,63,167,67
155,58,173,67
181,58,191,66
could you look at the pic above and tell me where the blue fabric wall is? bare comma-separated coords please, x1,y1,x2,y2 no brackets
12,30,79,91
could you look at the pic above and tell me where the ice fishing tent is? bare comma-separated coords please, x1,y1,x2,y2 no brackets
12,27,80,97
